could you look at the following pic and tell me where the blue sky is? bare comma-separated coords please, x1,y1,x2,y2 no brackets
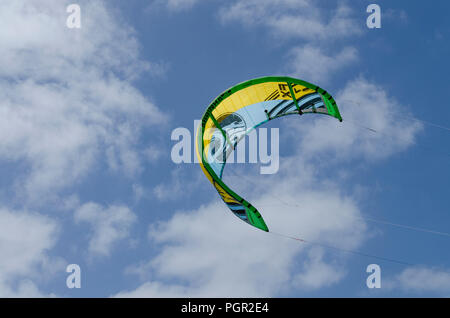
0,0,449,297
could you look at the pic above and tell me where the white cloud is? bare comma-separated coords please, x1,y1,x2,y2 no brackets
218,1,362,82
0,208,59,297
219,0,361,41
0,0,167,203
0,0,168,295
291,77,423,161
148,0,202,12
289,45,358,83
115,172,366,297
292,248,346,290
74,202,137,257
144,145,164,162
387,267,450,295
151,1,361,82
0,280,50,298
132,183,146,203
384,9,408,24
167,0,202,11
115,281,189,298
153,167,204,201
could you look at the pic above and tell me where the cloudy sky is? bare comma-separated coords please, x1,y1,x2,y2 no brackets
0,0,449,297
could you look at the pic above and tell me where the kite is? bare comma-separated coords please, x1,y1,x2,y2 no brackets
195,76,342,232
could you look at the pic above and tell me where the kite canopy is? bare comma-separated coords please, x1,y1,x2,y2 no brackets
196,76,342,232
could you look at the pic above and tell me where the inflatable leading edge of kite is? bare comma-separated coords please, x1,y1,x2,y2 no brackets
195,76,342,232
